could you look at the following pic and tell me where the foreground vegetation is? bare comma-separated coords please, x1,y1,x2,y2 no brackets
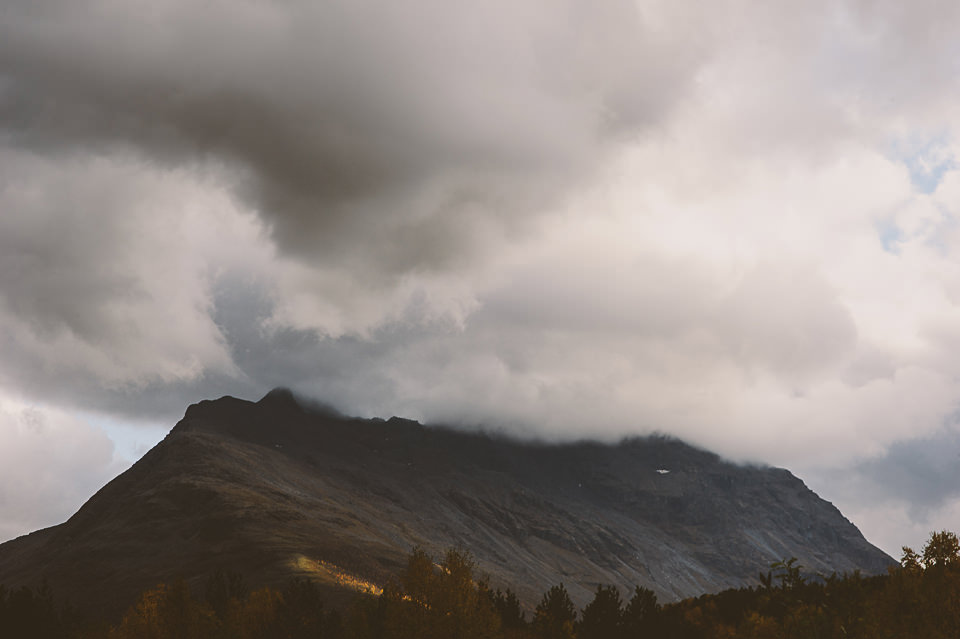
3,531,960,638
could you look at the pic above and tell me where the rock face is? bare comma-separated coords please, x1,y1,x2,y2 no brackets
0,390,892,616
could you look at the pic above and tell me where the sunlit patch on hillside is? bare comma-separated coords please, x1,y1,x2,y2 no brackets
289,554,383,596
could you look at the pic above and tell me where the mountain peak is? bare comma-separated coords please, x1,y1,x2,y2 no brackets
0,393,894,618
257,387,300,410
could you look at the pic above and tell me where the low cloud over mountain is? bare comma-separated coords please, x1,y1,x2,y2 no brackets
3,0,960,554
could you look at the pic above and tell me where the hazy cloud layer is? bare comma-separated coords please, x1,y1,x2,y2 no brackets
0,0,701,281
4,1,960,556
0,395,123,541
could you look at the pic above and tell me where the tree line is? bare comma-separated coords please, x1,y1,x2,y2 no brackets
3,531,960,638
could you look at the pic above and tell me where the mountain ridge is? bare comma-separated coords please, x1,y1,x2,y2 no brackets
0,389,893,618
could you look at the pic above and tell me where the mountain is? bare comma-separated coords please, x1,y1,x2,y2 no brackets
0,389,892,617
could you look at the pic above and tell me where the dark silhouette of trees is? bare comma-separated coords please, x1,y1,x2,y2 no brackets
533,583,576,639
770,557,804,590
899,545,922,571
109,579,218,639
0,581,65,638
486,587,525,636
621,586,659,637
8,533,960,638
577,585,621,639
277,579,341,639
378,546,500,639
205,569,248,622
920,530,960,569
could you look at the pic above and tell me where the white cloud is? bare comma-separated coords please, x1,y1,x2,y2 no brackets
0,394,125,542
0,148,283,408
4,0,960,552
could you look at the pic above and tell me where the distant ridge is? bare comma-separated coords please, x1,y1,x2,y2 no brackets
0,389,893,618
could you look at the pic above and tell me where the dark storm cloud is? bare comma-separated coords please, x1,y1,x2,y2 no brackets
6,0,960,555
0,148,245,401
0,0,699,277
842,428,960,518
802,425,960,554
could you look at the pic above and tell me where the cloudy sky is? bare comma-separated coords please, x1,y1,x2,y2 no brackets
3,0,960,558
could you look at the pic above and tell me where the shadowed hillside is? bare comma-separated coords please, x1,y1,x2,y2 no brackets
0,389,892,618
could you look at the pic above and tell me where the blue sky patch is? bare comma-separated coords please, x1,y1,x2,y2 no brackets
875,218,903,254
891,134,956,194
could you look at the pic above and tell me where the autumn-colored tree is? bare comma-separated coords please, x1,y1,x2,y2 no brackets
110,582,168,639
110,580,217,639
237,587,283,639
399,546,436,608
433,547,480,631
922,530,960,569
737,611,781,639
900,545,922,572
380,547,499,639
15,530,960,639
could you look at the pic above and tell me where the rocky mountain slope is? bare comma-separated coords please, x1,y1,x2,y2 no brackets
0,389,892,616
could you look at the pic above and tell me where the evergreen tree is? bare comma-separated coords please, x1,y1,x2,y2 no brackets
578,585,622,639
533,583,576,639
487,587,525,632
621,586,659,638
204,569,248,622
278,578,340,639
